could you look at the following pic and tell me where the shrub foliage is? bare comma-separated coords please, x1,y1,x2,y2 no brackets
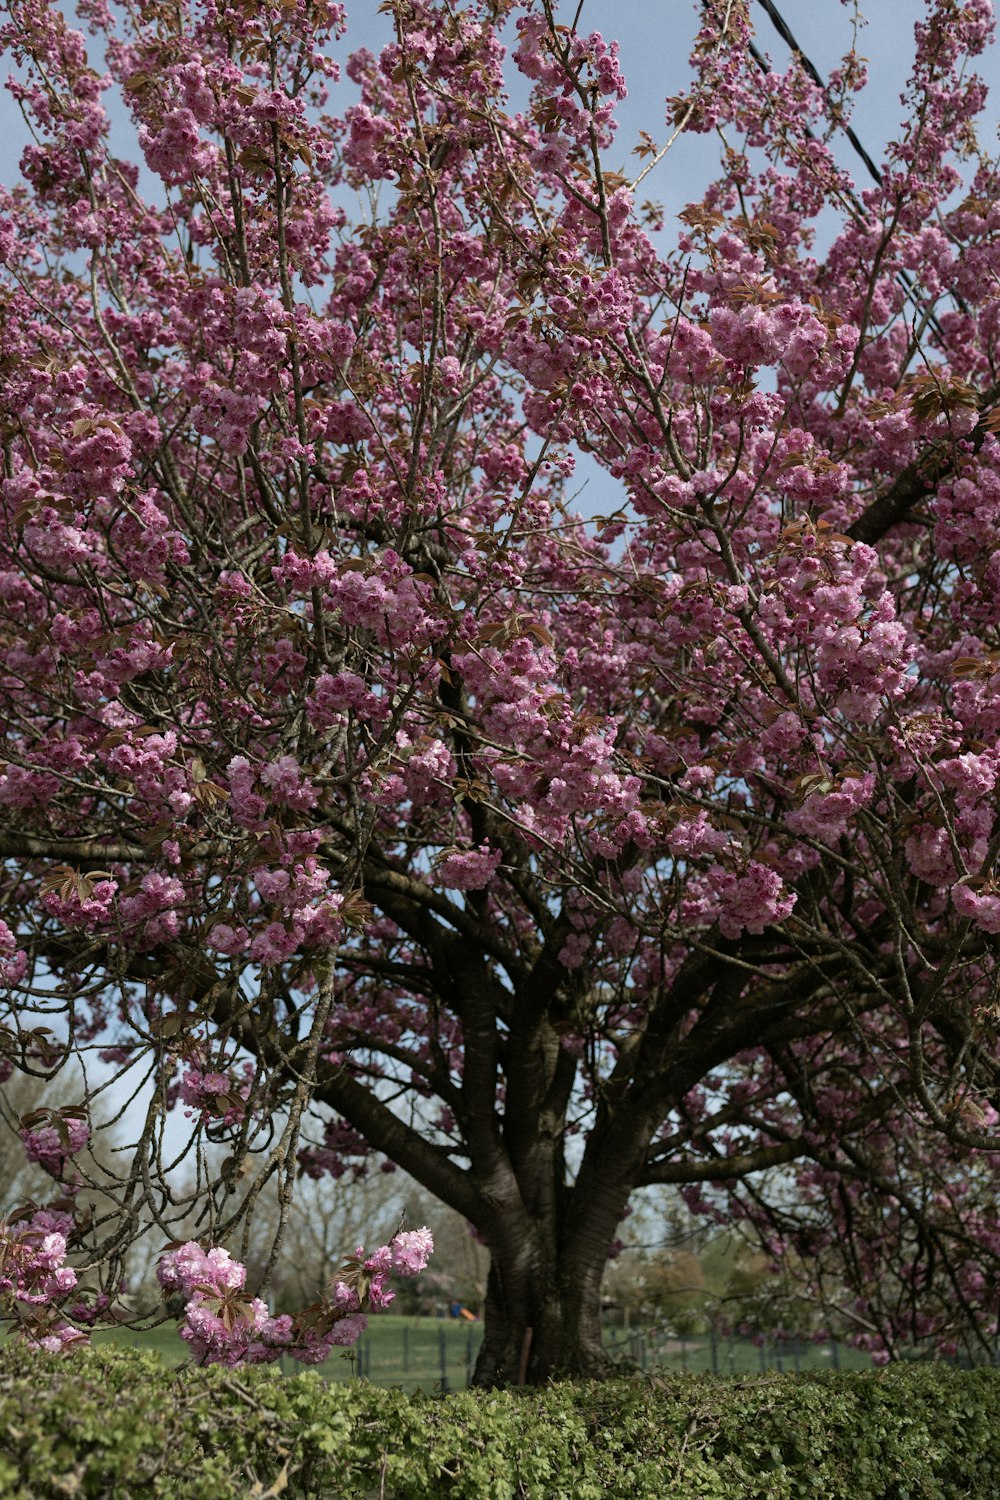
2,1347,999,1498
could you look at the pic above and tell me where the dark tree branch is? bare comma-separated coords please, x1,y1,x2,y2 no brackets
849,381,1000,544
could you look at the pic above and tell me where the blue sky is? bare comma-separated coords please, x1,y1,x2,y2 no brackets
3,1,997,201
5,0,991,529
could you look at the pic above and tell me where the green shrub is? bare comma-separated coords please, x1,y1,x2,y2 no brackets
2,1346,999,1498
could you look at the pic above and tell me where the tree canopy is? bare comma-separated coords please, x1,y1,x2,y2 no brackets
3,0,1000,1382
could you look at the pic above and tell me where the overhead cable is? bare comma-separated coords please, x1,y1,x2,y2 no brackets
743,0,962,332
754,0,884,188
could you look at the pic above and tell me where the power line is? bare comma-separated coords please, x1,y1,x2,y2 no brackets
744,0,963,331
753,0,883,188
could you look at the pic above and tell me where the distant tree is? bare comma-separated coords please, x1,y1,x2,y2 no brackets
0,1062,87,1210
388,1186,490,1316
265,1168,404,1313
601,1197,779,1336
3,0,1000,1381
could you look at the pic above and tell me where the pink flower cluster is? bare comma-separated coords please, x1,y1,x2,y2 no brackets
437,842,502,891
20,1117,90,1178
157,1227,432,1367
0,1207,85,1352
156,1243,292,1366
297,1116,371,1180
0,917,27,986
710,862,797,940
953,881,1000,936
709,299,844,377
391,1227,435,1277
178,1062,253,1125
206,841,345,966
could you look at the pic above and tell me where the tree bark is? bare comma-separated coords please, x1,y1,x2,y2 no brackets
472,1233,610,1386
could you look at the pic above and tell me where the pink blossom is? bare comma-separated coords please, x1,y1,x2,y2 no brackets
0,1209,80,1338
140,107,215,184
391,1227,434,1277
437,842,501,891
0,919,26,986
154,1228,431,1368
179,1064,251,1124
207,922,250,956
21,1117,90,1177
249,922,298,965
259,754,316,811
711,863,797,939
953,882,1000,936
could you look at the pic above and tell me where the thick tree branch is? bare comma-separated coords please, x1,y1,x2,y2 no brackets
315,1064,482,1222
0,830,146,864
642,1138,802,1184
849,381,1000,543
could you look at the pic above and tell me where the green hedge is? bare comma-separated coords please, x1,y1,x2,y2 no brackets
2,1345,999,1498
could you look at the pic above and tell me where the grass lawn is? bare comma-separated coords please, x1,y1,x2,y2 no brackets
92,1314,483,1391
603,1328,871,1376
89,1316,870,1388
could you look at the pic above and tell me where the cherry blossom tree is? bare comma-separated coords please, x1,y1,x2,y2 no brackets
3,0,1000,1383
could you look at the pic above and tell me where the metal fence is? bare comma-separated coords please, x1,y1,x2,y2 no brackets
297,1318,481,1393
602,1328,870,1378
304,1320,875,1391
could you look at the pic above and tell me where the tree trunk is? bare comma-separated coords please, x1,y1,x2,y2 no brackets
472,1233,610,1386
